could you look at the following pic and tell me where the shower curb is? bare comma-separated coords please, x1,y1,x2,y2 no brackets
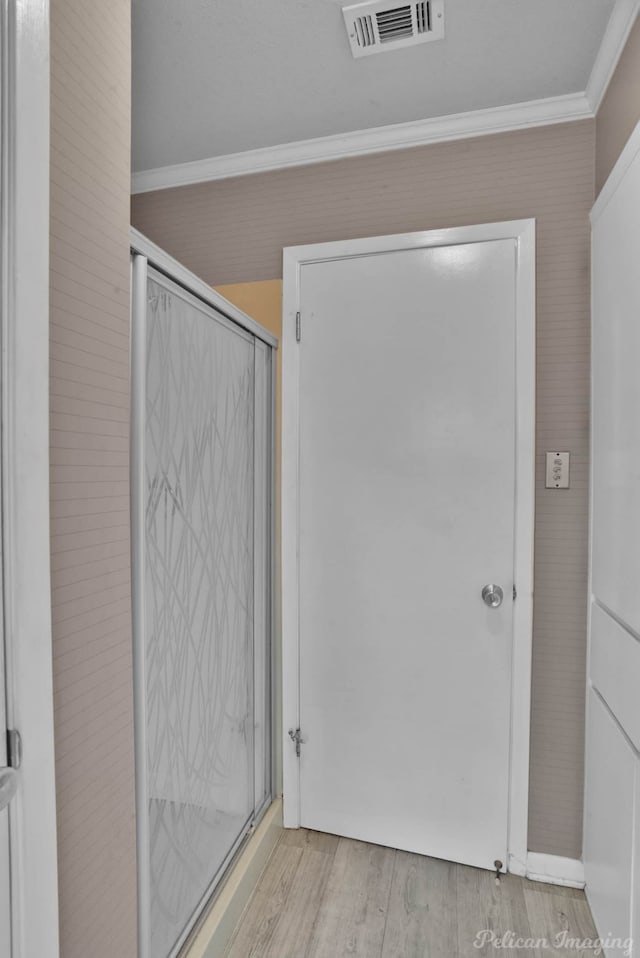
184,798,283,958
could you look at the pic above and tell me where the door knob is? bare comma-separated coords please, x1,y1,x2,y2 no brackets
0,767,18,812
482,584,504,608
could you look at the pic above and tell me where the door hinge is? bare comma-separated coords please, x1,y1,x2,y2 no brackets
7,729,22,770
512,584,517,601
295,311,301,343
288,727,304,757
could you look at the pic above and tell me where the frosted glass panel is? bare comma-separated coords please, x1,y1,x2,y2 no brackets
144,275,255,958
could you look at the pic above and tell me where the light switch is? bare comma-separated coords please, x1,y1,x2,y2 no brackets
545,451,570,489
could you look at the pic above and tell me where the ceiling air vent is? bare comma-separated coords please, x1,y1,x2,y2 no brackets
343,0,444,58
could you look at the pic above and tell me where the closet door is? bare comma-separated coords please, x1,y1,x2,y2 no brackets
140,270,258,958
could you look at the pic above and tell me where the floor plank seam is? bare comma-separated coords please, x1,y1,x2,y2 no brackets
378,848,398,958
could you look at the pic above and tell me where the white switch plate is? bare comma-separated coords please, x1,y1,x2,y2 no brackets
546,451,570,489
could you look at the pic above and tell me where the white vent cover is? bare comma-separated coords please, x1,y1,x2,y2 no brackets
343,0,444,58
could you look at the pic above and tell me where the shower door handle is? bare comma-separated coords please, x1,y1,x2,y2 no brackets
481,584,504,608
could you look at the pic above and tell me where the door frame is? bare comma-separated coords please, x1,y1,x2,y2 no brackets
281,220,536,874
1,2,59,956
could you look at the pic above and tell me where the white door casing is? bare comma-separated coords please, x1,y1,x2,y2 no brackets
282,222,535,873
1,2,59,956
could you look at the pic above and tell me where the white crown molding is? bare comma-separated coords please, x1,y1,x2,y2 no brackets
131,92,592,194
585,0,640,113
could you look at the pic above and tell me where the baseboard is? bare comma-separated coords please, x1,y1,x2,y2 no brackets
184,798,283,958
525,852,585,888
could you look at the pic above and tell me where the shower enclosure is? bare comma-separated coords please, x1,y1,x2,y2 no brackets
130,232,275,958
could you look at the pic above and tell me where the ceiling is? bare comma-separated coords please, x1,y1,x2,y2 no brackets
131,0,616,175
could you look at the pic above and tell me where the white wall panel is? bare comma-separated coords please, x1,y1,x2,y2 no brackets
590,603,640,751
591,126,640,633
583,690,635,955
587,119,640,958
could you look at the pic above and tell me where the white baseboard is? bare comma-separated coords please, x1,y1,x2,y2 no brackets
525,852,585,888
184,798,283,958
508,852,527,878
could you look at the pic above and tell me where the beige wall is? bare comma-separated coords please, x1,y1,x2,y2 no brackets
596,15,640,193
134,119,594,859
50,2,136,955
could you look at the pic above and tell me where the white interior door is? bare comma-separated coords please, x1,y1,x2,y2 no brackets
296,239,519,870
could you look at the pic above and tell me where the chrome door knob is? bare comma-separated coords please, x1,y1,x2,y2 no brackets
482,584,504,608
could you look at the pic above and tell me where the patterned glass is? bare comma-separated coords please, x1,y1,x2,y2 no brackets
145,277,255,957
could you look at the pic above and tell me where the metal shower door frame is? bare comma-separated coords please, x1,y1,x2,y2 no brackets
130,229,277,958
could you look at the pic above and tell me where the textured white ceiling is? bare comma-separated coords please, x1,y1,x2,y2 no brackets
131,0,616,173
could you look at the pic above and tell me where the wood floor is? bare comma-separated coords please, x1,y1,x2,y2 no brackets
224,829,599,958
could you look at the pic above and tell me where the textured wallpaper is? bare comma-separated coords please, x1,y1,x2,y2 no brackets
50,1,136,955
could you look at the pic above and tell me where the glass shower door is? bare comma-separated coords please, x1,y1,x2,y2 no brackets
132,263,272,958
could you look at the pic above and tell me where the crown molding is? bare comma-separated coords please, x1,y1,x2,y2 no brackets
131,92,592,194
586,0,640,113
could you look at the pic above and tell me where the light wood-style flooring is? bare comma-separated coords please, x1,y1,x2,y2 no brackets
224,829,599,958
